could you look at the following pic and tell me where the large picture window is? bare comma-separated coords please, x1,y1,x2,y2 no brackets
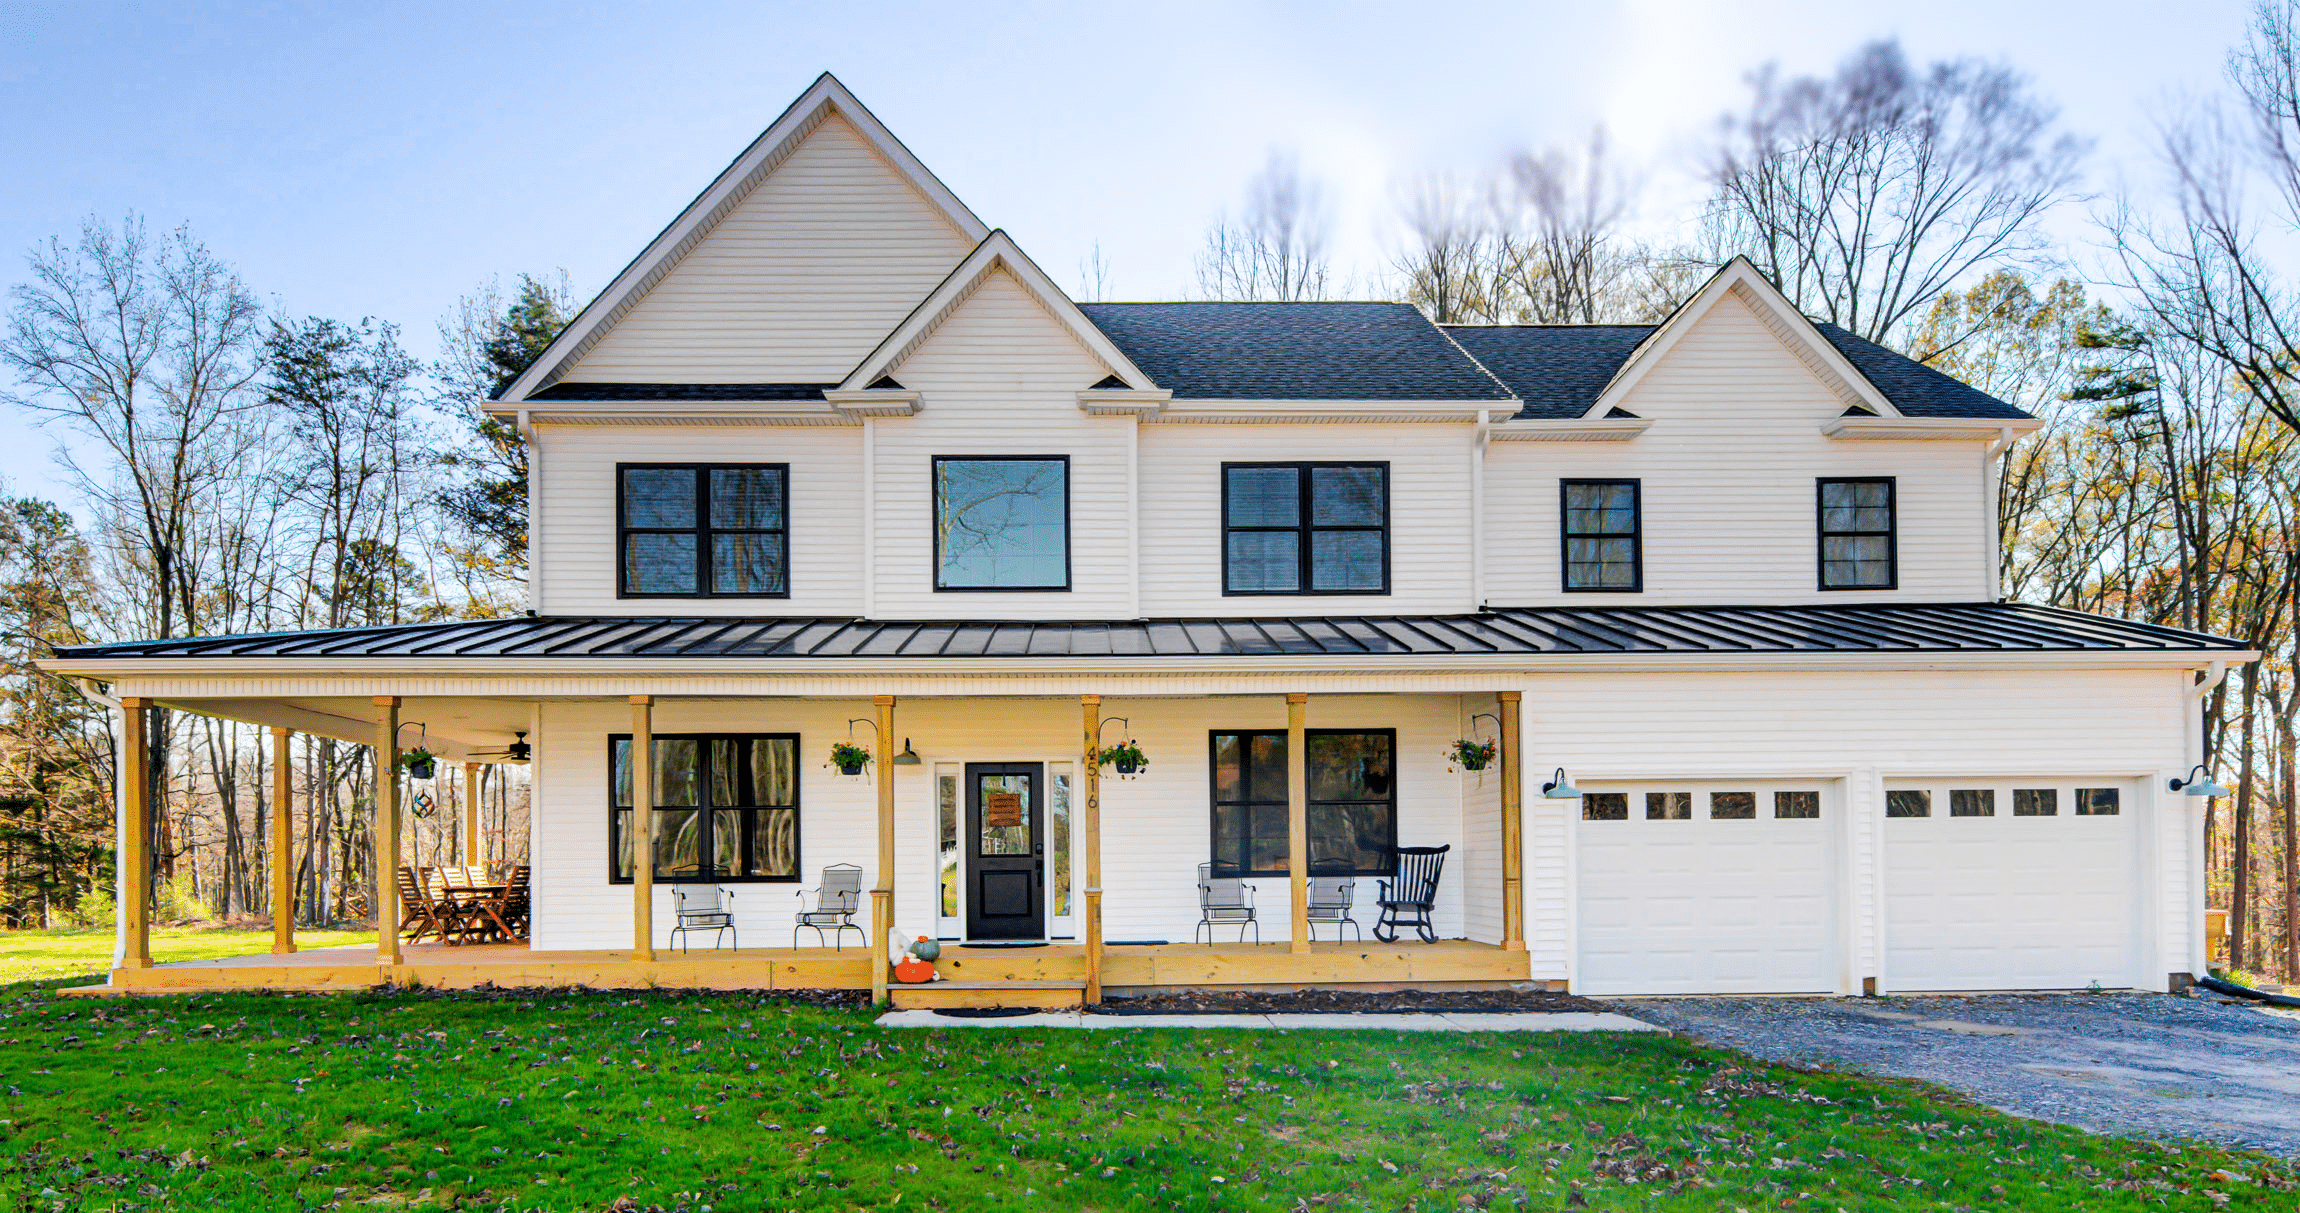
1817,477,1896,590
618,465,789,598
933,457,1070,590
1222,463,1389,594
609,733,800,883
1560,479,1641,592
1208,729,1396,877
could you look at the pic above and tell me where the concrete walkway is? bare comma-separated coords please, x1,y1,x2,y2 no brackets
876,1009,1658,1031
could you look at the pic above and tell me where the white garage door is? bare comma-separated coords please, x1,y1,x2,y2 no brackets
1885,780,2138,991
1576,782,1838,996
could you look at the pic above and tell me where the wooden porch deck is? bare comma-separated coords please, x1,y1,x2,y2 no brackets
82,938,1534,998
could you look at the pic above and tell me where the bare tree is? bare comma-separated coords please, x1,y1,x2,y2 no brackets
1390,174,1504,323
1077,242,1112,303
1495,129,1636,324
1703,39,2087,343
1197,151,1333,301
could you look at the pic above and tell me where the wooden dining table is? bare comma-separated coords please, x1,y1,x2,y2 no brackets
442,880,512,944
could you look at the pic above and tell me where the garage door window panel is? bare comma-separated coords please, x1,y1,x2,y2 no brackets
1887,789,1931,818
1950,789,1995,817
2013,788,2058,817
1583,792,1629,821
2077,788,2121,816
1710,791,1756,820
1646,791,1692,820
1775,791,1820,819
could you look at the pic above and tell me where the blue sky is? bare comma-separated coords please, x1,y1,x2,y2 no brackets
0,0,2253,510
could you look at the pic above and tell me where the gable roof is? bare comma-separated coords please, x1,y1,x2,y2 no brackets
498,73,988,402
840,231,1153,391
1081,302,1515,401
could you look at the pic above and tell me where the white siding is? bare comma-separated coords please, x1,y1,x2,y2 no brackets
1485,292,1995,605
1457,694,1504,945
536,424,864,615
563,113,975,384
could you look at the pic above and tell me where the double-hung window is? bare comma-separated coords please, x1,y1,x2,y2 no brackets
618,465,788,597
1222,463,1389,594
1208,730,1396,876
1817,477,1895,590
933,456,1070,590
610,734,800,883
1560,479,1641,591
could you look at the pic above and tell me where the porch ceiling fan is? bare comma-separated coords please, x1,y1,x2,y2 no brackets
464,731,532,765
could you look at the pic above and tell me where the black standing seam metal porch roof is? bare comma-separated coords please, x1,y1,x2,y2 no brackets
51,604,2247,662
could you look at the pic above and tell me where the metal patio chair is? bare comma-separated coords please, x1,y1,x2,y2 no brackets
671,886,738,952
1195,861,1259,944
793,863,865,948
1373,845,1449,944
1306,864,1361,942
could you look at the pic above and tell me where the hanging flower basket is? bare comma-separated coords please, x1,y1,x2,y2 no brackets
828,742,873,777
396,748,437,781
1446,738,1496,774
1098,740,1150,778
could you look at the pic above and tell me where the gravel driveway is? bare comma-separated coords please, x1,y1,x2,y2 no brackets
1628,992,2300,1158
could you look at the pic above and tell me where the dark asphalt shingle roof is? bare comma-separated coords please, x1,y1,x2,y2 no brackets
528,382,836,401
54,604,2241,662
1080,302,1513,401
1814,325,2032,420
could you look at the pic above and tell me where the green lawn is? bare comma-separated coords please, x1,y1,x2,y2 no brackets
0,925,374,986
0,960,2293,1211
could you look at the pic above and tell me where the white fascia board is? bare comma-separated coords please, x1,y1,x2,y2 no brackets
824,389,923,419
1146,400,1504,424
498,73,988,403
1488,418,1652,442
1076,389,1171,417
841,231,1156,392
484,399,854,427
1585,258,1900,420
1822,416,2044,441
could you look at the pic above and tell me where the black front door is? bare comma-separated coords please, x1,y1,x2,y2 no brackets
964,763,1045,940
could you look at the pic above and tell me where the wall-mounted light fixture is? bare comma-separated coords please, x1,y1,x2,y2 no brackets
2169,764,2231,798
1540,767,1581,799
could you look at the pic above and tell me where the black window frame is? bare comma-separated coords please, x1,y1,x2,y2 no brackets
931,455,1073,593
1816,476,1898,591
1559,478,1643,593
1207,728,1399,877
616,463,791,599
607,732,802,884
1220,461,1392,596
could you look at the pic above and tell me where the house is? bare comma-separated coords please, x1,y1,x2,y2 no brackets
48,74,2251,1005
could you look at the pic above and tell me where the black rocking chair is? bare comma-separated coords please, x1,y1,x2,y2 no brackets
1373,845,1449,943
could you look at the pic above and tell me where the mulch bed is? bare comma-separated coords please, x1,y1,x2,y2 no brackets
1086,987,1608,1015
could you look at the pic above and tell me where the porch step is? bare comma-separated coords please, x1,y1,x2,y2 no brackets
889,980,1086,1011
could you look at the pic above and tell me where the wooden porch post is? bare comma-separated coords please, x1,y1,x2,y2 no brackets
1287,692,1309,954
463,763,482,866
1080,695,1103,1003
871,695,896,1005
1499,691,1526,952
374,696,402,967
630,695,655,961
270,726,295,955
119,697,152,970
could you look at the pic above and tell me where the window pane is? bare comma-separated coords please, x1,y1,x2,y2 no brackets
1309,466,1383,526
1212,734,1245,800
977,773,1032,856
1249,804,1290,873
1309,530,1384,591
1247,734,1288,803
613,808,633,879
1211,803,1250,872
623,468,696,528
938,769,960,916
1887,789,1930,818
1566,537,1637,589
2013,788,2058,817
1564,482,1636,535
1308,732,1393,802
1646,791,1691,820
935,458,1067,588
712,808,741,875
1583,792,1628,821
612,739,632,808
749,807,798,877
654,808,701,878
1050,771,1072,918
1950,788,1995,817
623,534,697,594
654,739,699,807
1308,802,1391,872
1821,535,1891,588
1225,467,1299,526
710,739,739,807
751,739,796,806
1710,791,1755,820
2077,787,2121,816
1226,531,1300,592
1774,790,1821,819
712,533,787,595
709,467,784,529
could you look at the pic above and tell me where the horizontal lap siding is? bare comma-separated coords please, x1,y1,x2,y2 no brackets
1484,293,1991,606
537,425,864,615
867,271,1134,618
1457,694,1504,945
1136,424,1475,616
563,114,973,384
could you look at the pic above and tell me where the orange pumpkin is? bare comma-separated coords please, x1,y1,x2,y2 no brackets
893,955,935,984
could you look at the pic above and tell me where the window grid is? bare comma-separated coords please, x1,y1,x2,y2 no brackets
608,733,801,884
617,464,789,599
1817,477,1897,590
1207,729,1397,876
1221,462,1390,595
1560,479,1642,592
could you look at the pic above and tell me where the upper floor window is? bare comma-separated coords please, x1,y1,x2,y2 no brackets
1560,479,1641,592
934,456,1070,591
1222,463,1389,595
618,465,788,598
1817,477,1896,590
